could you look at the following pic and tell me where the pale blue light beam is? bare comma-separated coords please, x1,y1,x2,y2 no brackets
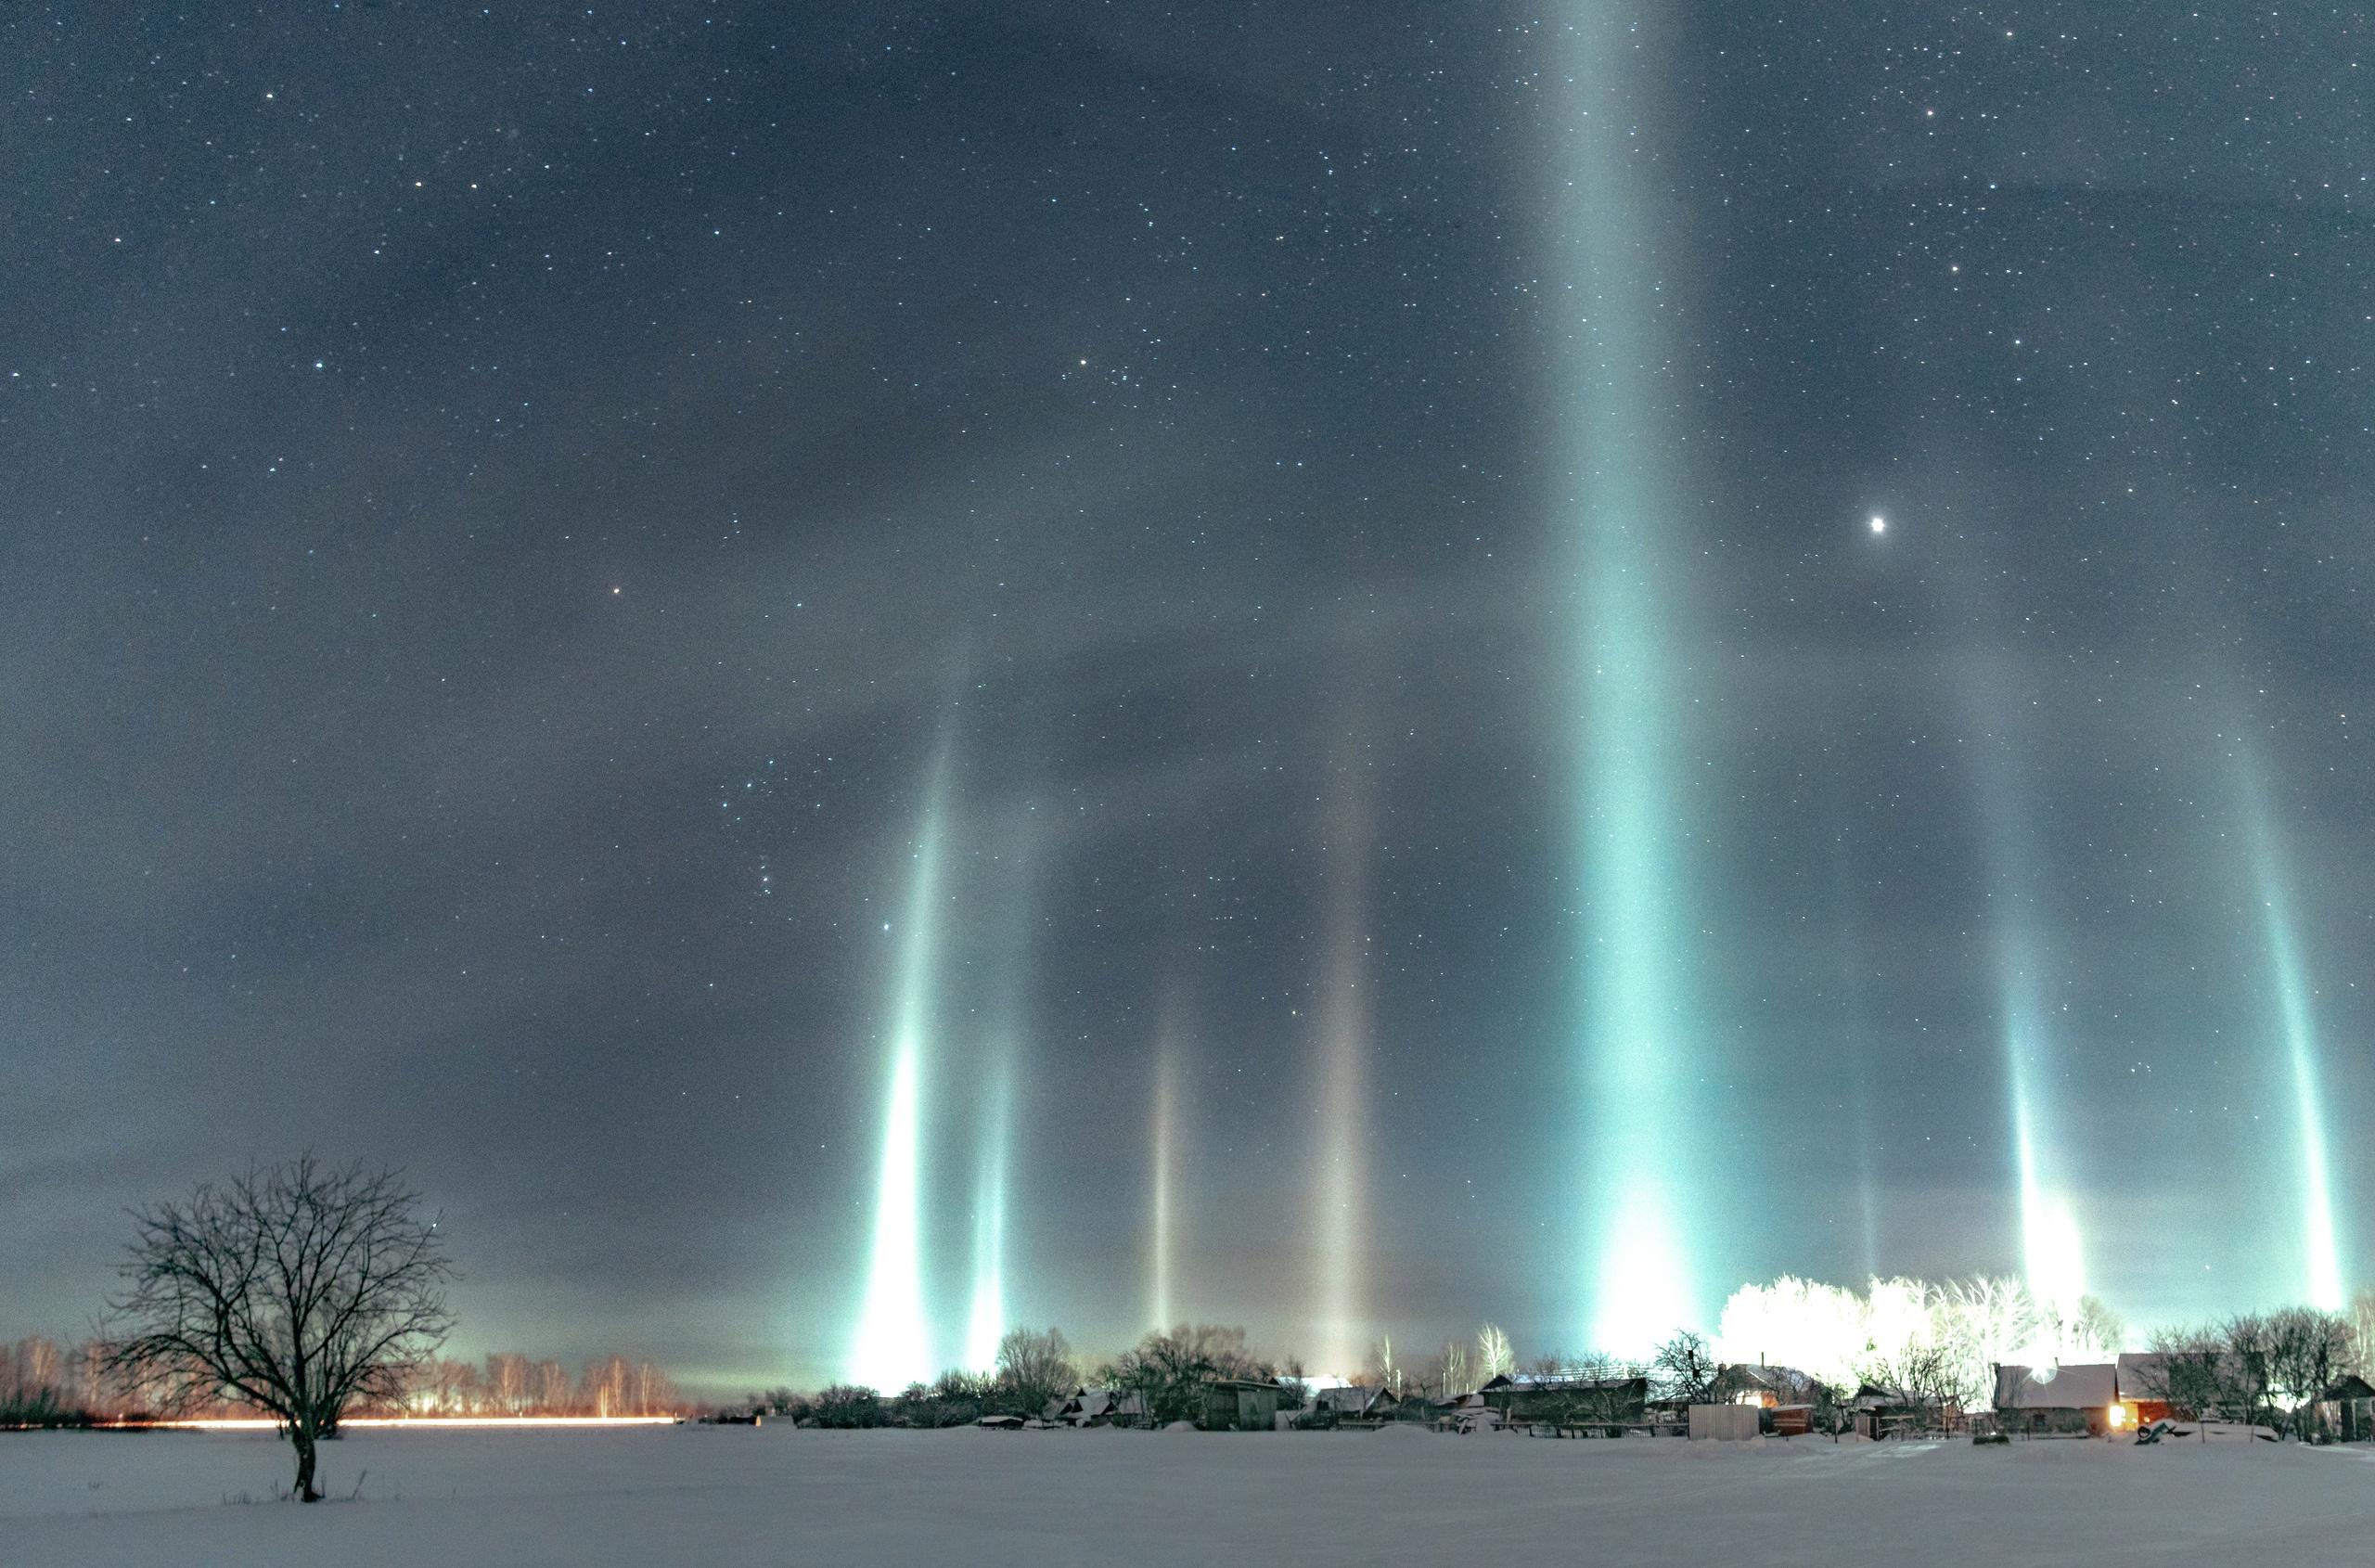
2237,748,2344,1309
848,747,953,1390
1309,748,1373,1378
1549,2,1703,1355
964,813,1037,1372
1959,668,2087,1320
1150,1021,1177,1332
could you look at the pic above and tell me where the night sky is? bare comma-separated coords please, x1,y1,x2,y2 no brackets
6,3,2369,1394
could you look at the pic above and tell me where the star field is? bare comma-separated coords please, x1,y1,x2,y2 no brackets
2,2,2367,1390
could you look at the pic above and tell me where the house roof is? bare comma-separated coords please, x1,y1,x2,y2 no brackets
2114,1354,2165,1401
1478,1372,1648,1394
1996,1363,2118,1410
1315,1385,1383,1414
2321,1374,2375,1401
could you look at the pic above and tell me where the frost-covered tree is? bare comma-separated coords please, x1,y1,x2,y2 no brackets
1715,1277,1868,1393
2349,1288,2375,1377
1427,1339,1473,1400
1477,1322,1515,1382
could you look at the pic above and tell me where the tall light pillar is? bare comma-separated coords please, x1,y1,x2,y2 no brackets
848,749,952,1389
1549,1,1704,1354
2238,749,2344,1309
1309,750,1372,1378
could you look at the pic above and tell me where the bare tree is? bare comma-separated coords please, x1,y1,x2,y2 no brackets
1651,1330,1717,1407
582,1354,632,1418
2266,1306,2353,1438
484,1352,531,1416
2348,1288,2375,1378
1572,1351,1637,1430
1277,1355,1312,1411
2137,1324,2221,1431
1427,1338,1473,1402
532,1357,571,1414
3,1337,75,1425
1898,1343,1970,1425
994,1325,1077,1418
1102,1323,1268,1425
98,1157,454,1501
2218,1314,2275,1429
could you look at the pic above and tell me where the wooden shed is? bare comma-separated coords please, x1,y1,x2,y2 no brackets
1198,1378,1281,1433
2312,1374,2375,1443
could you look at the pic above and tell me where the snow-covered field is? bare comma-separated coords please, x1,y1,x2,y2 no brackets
6,1424,2369,1566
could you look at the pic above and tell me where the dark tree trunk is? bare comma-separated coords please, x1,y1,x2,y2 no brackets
292,1427,321,1502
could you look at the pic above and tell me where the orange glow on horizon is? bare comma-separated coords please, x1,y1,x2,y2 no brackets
107,1415,683,1431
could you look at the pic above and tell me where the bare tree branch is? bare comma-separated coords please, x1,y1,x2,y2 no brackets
97,1156,455,1501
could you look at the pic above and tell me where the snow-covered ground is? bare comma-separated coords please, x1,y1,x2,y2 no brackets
6,1424,2369,1566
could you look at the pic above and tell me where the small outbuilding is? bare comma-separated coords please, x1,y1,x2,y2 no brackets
2310,1375,2375,1444
1688,1404,1761,1442
1199,1378,1282,1433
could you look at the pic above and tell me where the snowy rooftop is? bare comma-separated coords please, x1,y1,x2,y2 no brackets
1996,1363,2119,1410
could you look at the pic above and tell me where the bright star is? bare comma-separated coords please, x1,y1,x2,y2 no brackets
1868,515,1887,535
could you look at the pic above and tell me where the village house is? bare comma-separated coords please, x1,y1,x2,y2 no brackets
1993,1363,2119,1436
1711,1364,1821,1433
1471,1372,1649,1432
1312,1384,1404,1423
1046,1387,1149,1428
2113,1353,2176,1425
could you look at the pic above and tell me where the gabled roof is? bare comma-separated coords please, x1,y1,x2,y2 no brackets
1996,1363,2118,1410
2114,1353,2166,1401
1478,1371,1648,1394
1316,1384,1384,1414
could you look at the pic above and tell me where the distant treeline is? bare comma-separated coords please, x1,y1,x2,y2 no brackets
2,1337,685,1426
749,1323,1296,1428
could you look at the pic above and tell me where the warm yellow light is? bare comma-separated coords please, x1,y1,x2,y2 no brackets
2108,1403,2127,1430
114,1416,681,1431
